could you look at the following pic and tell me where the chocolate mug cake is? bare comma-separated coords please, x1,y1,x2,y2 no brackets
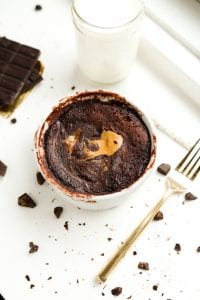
35,90,156,209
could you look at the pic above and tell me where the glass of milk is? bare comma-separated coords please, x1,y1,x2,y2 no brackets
71,0,144,84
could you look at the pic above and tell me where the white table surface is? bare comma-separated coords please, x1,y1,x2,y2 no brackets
0,1,200,300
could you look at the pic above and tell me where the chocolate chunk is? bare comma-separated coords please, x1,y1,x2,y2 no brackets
47,276,52,280
10,117,17,123
174,243,181,252
107,237,112,242
0,160,7,176
64,221,69,230
25,275,30,281
54,207,63,219
18,193,36,208
138,262,149,270
29,242,39,253
133,251,137,255
157,163,171,175
153,210,164,221
36,171,45,185
185,192,197,201
196,246,200,252
153,285,158,291
111,287,122,296
0,36,41,109
35,4,42,11
0,293,5,300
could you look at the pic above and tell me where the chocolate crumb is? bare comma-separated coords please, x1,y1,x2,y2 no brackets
25,275,30,281
54,206,63,219
138,262,149,270
133,251,137,255
29,242,39,253
111,287,122,296
100,253,104,256
30,284,35,289
76,279,79,284
18,193,36,208
35,4,42,11
47,277,52,280
153,285,158,291
153,211,164,221
185,192,197,201
174,243,181,252
71,86,76,90
196,246,200,252
157,163,171,175
0,160,7,176
102,292,105,296
127,296,132,299
107,237,112,241
36,172,45,185
64,221,69,230
10,118,17,124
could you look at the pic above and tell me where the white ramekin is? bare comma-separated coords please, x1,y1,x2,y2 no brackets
35,90,156,210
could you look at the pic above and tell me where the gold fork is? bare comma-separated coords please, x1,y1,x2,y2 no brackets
97,138,200,282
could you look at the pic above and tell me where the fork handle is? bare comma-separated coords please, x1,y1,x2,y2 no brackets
97,188,174,282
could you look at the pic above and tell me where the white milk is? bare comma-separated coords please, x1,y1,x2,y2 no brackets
71,0,144,83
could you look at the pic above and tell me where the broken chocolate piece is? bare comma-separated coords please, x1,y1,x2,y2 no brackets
157,163,171,175
0,36,41,108
18,193,36,208
153,210,164,221
138,262,149,270
29,242,39,253
0,160,7,176
36,171,45,185
185,192,197,201
111,287,122,296
0,293,5,300
30,284,35,289
196,246,200,252
133,250,137,255
174,243,181,252
153,285,158,291
54,207,63,219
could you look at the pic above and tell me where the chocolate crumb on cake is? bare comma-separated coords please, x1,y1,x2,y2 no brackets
54,206,63,218
157,163,171,175
43,92,152,196
185,192,197,201
18,193,36,208
0,160,7,176
36,171,45,185
111,287,122,296
138,262,149,270
153,210,164,221
29,242,39,253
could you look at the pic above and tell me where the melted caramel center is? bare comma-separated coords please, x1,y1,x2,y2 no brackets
84,130,123,159
64,130,123,159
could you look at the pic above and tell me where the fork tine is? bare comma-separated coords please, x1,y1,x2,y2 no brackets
182,147,200,175
186,155,200,180
176,138,200,172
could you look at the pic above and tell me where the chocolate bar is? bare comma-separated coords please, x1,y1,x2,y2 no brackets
0,36,42,109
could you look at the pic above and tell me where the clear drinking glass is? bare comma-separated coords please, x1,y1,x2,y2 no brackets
71,0,144,84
